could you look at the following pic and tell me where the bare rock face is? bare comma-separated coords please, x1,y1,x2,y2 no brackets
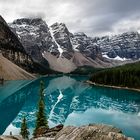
71,32,102,60
9,18,52,64
0,15,34,73
54,124,133,140
93,32,140,60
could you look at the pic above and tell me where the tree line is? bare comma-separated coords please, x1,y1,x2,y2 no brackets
90,62,140,89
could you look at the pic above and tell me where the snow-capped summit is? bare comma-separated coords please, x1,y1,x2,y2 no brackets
9,18,140,73
94,31,140,60
49,22,74,59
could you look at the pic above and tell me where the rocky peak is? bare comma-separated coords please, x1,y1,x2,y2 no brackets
74,32,87,37
71,32,101,59
0,15,7,26
49,22,73,58
10,18,51,63
50,22,72,46
12,18,46,26
92,31,140,60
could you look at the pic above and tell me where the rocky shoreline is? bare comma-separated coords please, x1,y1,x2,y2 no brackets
86,80,140,93
0,124,134,140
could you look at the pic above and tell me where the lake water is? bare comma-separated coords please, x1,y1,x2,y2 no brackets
0,75,140,139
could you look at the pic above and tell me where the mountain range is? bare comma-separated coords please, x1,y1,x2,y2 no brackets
0,15,140,75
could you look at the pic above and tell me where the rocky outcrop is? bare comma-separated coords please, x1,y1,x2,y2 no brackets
54,124,133,140
0,124,133,140
32,124,133,140
9,18,52,65
71,32,102,60
0,135,23,140
33,124,64,138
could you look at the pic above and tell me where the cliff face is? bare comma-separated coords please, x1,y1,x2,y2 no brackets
93,31,140,60
0,16,53,74
0,16,34,73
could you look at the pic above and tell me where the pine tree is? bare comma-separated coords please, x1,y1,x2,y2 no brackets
20,116,29,140
33,80,49,136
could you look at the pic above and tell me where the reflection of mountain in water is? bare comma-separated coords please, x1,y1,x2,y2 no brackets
45,76,140,126
1,75,140,135
45,76,91,125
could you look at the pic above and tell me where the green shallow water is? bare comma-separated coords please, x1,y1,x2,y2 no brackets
0,75,140,139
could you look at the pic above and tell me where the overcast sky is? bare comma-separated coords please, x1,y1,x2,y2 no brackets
0,0,140,36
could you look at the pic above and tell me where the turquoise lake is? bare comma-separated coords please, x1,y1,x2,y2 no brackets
0,75,140,139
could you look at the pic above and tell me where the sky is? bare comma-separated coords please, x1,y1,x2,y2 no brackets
0,0,140,36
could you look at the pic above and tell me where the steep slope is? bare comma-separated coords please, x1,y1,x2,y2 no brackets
0,16,33,72
9,18,52,64
0,53,35,80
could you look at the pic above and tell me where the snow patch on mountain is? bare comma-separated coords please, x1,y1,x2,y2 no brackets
70,38,79,51
49,27,64,58
9,18,140,73
102,54,131,61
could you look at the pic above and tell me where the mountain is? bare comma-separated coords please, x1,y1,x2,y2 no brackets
0,16,56,74
93,31,140,60
9,19,114,73
0,53,35,80
9,17,140,73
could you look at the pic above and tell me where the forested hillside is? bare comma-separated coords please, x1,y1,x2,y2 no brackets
90,62,140,89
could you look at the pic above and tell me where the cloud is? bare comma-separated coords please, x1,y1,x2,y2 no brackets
0,0,140,36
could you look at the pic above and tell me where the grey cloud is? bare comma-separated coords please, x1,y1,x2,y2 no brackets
0,0,140,36
19,11,46,19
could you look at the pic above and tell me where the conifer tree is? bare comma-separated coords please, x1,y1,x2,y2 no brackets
34,80,48,136
20,116,29,139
